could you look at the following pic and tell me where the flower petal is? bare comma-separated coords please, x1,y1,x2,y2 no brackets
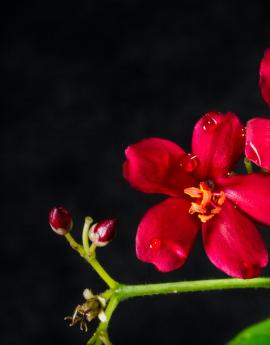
217,173,270,226
123,138,196,197
192,112,244,179
202,200,268,278
260,48,270,107
136,198,200,272
245,117,270,170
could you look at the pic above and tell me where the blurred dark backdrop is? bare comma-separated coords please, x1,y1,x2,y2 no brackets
3,1,270,344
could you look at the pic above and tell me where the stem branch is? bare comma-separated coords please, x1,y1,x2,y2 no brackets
115,278,270,301
86,256,118,288
82,216,93,255
65,233,118,288
87,297,119,345
65,233,85,257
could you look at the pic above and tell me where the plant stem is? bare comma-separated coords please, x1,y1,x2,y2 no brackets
65,233,118,288
82,216,93,255
99,297,119,332
115,278,270,301
86,278,270,344
244,158,253,174
87,256,118,288
65,233,85,257
87,297,119,345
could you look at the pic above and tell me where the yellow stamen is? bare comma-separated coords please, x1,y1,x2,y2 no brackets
184,182,226,223
201,189,212,208
217,191,226,206
184,187,202,198
198,214,215,223
199,182,210,191
211,206,221,214
189,202,206,214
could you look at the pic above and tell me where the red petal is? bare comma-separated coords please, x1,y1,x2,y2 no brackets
202,200,268,278
192,112,245,179
217,173,270,226
245,117,270,170
123,138,196,197
136,198,200,272
260,48,270,107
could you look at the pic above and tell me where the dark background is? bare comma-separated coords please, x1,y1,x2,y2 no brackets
3,1,270,344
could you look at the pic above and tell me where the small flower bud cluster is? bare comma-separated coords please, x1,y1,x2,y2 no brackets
49,207,117,247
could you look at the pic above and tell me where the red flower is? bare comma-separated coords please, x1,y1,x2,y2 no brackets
245,48,270,170
124,112,270,278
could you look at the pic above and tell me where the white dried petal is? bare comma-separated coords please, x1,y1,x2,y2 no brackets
83,288,93,300
98,310,107,323
97,296,106,307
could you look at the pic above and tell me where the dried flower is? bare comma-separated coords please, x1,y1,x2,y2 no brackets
65,289,106,332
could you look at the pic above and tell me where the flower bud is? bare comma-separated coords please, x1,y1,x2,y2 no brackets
89,219,117,246
49,206,73,235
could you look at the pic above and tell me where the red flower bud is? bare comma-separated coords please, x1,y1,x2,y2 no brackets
89,219,117,246
49,206,73,235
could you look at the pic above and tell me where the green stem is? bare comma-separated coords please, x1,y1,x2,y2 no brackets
87,297,118,345
65,233,118,288
89,243,97,257
99,297,119,331
244,158,253,174
87,278,270,344
87,256,118,289
115,278,270,301
82,216,93,255
65,233,85,257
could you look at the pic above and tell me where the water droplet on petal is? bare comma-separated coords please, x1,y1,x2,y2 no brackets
179,153,200,172
241,127,246,138
149,238,161,250
202,113,218,132
246,141,262,166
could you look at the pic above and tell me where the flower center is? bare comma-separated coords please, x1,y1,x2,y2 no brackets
184,182,226,223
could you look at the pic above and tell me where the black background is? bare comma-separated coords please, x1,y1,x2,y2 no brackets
3,1,270,345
